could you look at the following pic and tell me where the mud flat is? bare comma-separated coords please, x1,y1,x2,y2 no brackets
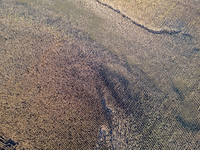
0,0,200,149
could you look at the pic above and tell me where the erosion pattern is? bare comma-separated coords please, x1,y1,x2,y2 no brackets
0,1,155,149
96,0,200,38
95,0,182,35
0,0,200,149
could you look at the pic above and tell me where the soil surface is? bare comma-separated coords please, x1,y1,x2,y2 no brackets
0,0,200,149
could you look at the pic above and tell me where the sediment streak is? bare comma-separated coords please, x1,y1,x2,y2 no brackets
95,0,182,35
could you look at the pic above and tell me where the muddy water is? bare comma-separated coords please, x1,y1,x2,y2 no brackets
0,0,199,149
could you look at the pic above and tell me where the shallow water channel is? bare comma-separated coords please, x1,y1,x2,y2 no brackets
0,0,199,149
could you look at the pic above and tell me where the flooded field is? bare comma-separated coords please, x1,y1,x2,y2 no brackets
0,0,199,149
